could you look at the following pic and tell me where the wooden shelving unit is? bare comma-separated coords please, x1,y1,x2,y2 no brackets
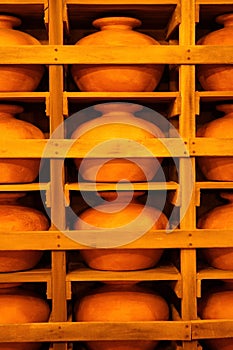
0,1,233,350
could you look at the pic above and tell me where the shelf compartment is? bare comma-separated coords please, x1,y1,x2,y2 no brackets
197,267,233,296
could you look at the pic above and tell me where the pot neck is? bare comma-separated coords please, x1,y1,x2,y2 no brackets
220,191,233,203
216,13,233,27
0,15,21,29
92,17,141,31
216,104,233,117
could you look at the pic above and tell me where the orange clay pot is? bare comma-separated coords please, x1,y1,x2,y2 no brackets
198,288,233,350
198,192,233,270
0,104,45,183
0,193,49,272
71,17,164,92
197,104,233,181
71,103,164,182
75,282,169,350
0,286,50,350
0,15,44,92
74,191,168,271
197,13,233,90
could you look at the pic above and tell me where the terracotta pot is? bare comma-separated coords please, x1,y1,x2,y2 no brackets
0,193,49,272
197,104,233,181
74,191,168,271
0,286,50,350
71,103,164,182
197,13,233,90
0,15,44,92
75,282,169,350
198,289,233,350
71,17,164,92
198,192,233,270
0,104,45,183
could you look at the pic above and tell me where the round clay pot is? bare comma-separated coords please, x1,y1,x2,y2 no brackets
71,102,164,182
74,191,168,271
71,17,164,92
75,282,169,350
0,15,44,91
0,193,49,272
0,104,45,183
198,192,233,270
197,13,233,90
197,104,233,181
198,289,233,350
0,286,50,350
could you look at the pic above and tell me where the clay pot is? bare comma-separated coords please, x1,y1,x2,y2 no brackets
197,104,233,181
74,191,168,271
71,17,164,92
197,13,233,90
0,286,50,350
198,192,233,270
75,282,169,350
0,193,49,272
71,103,164,182
0,15,44,92
0,104,45,183
198,288,233,350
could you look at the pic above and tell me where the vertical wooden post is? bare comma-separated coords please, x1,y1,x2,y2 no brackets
179,0,197,349
48,2,67,350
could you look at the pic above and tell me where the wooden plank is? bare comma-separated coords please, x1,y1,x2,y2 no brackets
67,263,181,281
0,229,233,250
196,181,233,190
197,267,233,281
0,268,51,283
196,0,233,4
0,0,45,3
196,91,233,102
0,138,189,158
192,320,233,339
66,0,179,4
0,92,49,102
65,181,179,191
65,91,180,101
191,138,233,156
0,183,49,191
0,321,191,342
1,45,233,64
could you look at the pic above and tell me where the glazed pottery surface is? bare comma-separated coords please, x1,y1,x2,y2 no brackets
71,103,164,182
74,191,168,271
197,104,233,181
0,194,49,272
75,282,169,350
198,192,233,270
197,13,233,90
0,104,45,183
0,15,44,91
71,17,164,92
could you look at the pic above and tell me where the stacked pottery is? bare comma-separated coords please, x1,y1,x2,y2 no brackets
197,13,233,91
74,191,168,271
75,282,169,350
198,284,233,350
197,192,233,270
0,284,50,350
71,102,164,182
0,104,45,183
197,104,233,181
71,17,164,92
0,14,44,92
0,192,49,272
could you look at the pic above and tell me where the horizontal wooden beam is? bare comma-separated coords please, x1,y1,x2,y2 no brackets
1,45,233,64
192,320,233,339
0,229,233,250
0,321,190,342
